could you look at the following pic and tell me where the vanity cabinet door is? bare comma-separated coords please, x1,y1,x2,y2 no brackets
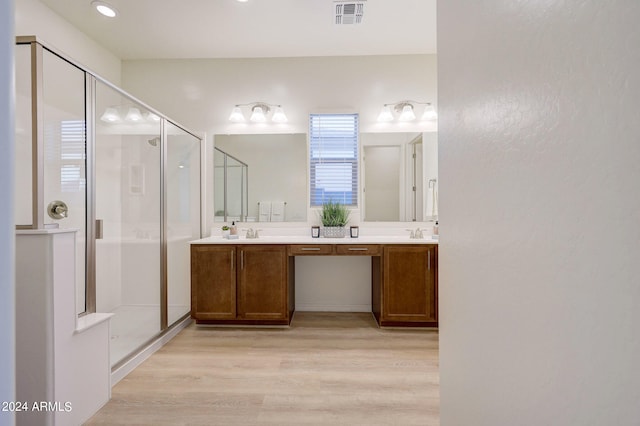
382,245,437,325
191,245,237,320
237,245,289,321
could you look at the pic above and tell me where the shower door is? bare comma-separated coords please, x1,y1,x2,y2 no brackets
94,80,162,367
166,122,201,325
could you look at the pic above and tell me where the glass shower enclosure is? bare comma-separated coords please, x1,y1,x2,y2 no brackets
213,147,248,223
15,37,202,369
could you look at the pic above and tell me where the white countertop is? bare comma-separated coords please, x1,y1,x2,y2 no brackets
191,235,438,245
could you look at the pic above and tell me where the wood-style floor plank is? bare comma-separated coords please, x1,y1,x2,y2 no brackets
86,312,439,425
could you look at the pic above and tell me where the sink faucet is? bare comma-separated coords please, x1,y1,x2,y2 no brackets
243,228,261,239
406,228,424,239
415,228,424,239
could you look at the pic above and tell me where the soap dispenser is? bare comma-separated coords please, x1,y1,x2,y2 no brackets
432,221,439,238
230,221,237,235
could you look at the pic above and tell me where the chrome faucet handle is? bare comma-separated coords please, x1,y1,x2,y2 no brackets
254,229,262,238
415,228,424,239
406,228,415,239
245,228,255,239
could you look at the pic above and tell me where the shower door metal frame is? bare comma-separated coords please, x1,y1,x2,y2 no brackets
85,75,97,314
15,37,44,230
160,119,168,330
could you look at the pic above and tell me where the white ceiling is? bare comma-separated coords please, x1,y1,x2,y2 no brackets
38,0,437,60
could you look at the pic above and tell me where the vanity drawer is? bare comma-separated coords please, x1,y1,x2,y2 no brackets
288,244,334,255
335,244,381,256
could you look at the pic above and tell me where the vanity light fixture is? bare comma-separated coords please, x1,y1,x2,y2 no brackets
91,1,118,18
271,106,288,123
125,107,143,122
228,102,288,123
398,103,416,122
377,101,437,122
100,107,120,122
250,105,267,123
100,107,161,124
421,104,438,120
145,112,161,122
228,107,245,123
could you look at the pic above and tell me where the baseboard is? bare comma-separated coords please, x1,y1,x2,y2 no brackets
295,303,372,312
110,316,192,386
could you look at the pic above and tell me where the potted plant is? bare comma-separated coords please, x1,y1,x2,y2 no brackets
319,200,350,238
221,225,230,237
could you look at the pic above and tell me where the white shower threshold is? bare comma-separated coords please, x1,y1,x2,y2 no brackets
110,306,192,386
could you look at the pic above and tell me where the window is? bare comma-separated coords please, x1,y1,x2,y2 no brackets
309,113,359,206
60,120,86,193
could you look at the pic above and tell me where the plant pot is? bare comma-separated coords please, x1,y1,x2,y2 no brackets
222,229,230,237
323,226,346,238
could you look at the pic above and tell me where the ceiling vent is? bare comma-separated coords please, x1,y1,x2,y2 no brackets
334,1,365,25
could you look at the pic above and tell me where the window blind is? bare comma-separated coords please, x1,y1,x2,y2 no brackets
309,113,359,206
60,120,86,192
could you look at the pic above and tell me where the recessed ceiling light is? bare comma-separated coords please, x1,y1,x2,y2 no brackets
91,1,118,18
236,0,249,3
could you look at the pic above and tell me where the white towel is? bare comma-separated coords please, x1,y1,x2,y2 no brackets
271,201,286,222
258,202,271,222
429,186,439,218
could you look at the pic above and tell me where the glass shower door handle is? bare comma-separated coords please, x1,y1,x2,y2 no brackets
96,219,103,239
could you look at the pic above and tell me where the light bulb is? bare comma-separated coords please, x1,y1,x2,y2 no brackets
398,104,416,122
125,107,143,122
100,107,120,122
146,112,161,122
421,104,438,120
92,1,118,17
271,107,288,123
250,106,267,123
229,107,245,122
377,105,394,122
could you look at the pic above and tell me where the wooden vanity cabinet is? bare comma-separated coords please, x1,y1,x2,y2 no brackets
191,244,291,325
237,245,289,321
381,244,438,326
191,245,236,320
192,242,438,328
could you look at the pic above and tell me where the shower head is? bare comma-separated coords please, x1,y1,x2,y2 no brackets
147,137,160,147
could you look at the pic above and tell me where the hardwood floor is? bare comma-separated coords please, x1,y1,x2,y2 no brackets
86,312,439,425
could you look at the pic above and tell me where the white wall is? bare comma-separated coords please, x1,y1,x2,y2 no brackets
363,145,401,221
1,0,16,423
122,55,437,135
15,0,121,84
439,3,640,426
16,231,111,425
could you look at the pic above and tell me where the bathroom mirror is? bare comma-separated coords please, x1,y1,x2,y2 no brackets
360,132,438,222
214,134,307,222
